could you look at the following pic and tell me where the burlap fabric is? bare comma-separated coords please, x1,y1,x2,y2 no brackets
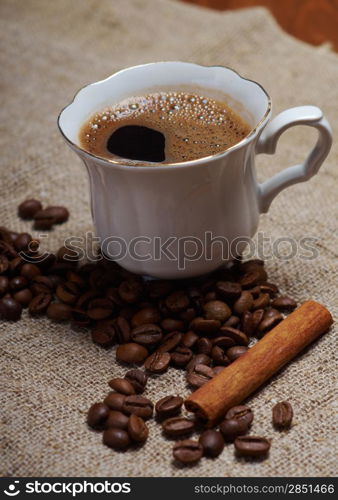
0,0,337,477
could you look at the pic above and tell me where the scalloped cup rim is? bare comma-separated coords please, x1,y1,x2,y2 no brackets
57,61,272,170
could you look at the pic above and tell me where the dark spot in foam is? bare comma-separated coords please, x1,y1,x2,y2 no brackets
107,125,165,162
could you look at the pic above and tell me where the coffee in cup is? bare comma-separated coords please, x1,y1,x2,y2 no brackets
79,91,251,164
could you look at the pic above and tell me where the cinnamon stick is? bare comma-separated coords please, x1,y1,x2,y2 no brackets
185,300,333,426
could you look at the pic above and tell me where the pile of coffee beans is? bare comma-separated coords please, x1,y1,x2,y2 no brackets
18,198,69,230
88,365,293,464
88,369,152,450
1,199,297,465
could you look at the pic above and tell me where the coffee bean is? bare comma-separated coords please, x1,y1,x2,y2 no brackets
131,307,161,327
190,317,221,335
162,417,195,437
271,296,297,311
144,351,170,373
260,282,279,296
30,275,54,294
104,392,126,411
0,276,9,296
212,336,235,349
173,439,203,464
0,296,22,320
33,211,56,230
127,414,148,442
28,293,52,315
161,318,184,332
219,326,249,346
18,199,42,219
118,279,143,304
220,418,248,441
125,369,148,394
13,288,33,307
213,366,224,376
211,345,230,366
226,345,248,361
13,233,32,252
49,206,70,223
216,281,242,300
170,346,192,367
186,354,211,372
76,290,97,310
56,281,80,305
233,291,253,315
116,343,149,364
239,266,267,289
20,263,41,280
34,206,69,228
105,410,129,430
181,330,199,348
108,378,135,395
155,395,183,419
122,395,153,419
103,428,131,450
157,331,182,353
9,276,28,291
225,405,253,427
252,293,270,310
199,430,224,457
203,300,231,322
234,436,271,457
91,318,118,343
238,270,261,289
87,402,109,429
186,364,214,388
87,298,113,320
165,291,190,314
272,401,293,429
112,316,131,343
223,315,240,328
257,308,283,335
45,302,71,321
131,323,163,346
196,337,213,355
89,319,115,346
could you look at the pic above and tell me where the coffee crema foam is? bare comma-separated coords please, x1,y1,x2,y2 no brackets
79,92,251,165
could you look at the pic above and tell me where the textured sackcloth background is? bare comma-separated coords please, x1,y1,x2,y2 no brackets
0,0,337,478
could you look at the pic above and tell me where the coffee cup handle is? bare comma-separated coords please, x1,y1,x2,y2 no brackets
256,106,332,213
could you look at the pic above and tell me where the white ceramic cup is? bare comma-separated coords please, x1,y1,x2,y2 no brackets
58,62,332,279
